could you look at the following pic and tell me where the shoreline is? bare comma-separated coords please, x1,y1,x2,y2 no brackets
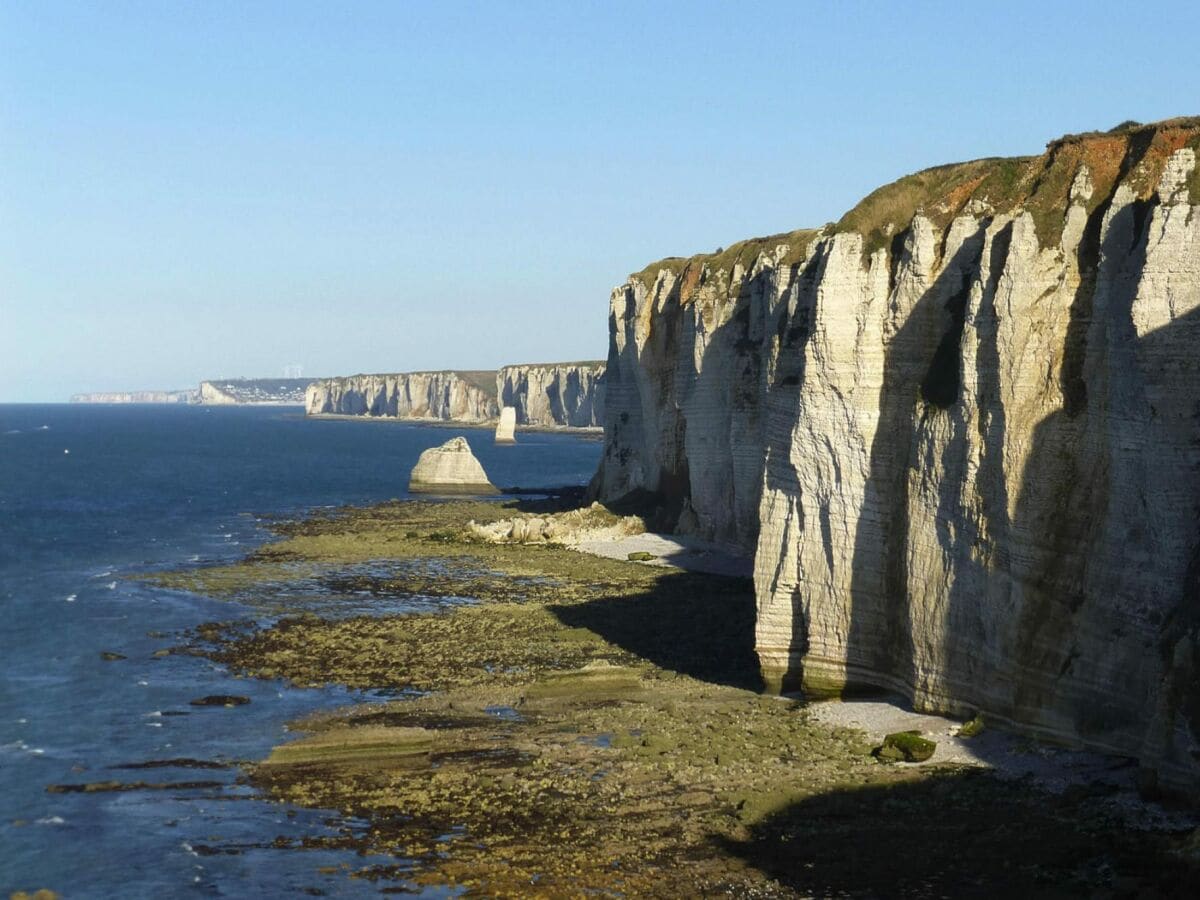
148,497,1200,896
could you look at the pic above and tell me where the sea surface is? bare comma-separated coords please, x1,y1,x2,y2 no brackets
0,404,602,898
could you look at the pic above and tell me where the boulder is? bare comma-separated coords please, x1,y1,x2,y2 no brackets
409,437,498,494
495,406,517,444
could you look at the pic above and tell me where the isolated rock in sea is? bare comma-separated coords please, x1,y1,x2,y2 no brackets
594,118,1200,793
306,371,499,421
495,406,517,443
409,437,498,494
497,362,606,426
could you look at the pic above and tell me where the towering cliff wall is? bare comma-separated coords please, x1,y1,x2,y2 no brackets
497,362,606,427
305,371,499,422
595,119,1200,791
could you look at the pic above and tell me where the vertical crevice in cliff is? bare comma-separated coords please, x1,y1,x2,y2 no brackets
976,221,1015,560
1062,129,1157,418
919,268,973,408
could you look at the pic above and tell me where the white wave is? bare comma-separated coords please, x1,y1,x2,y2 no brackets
4,741,46,756
147,721,163,728
36,816,65,826
106,581,117,590
37,425,50,431
5,429,20,435
144,710,163,717
181,841,199,857
137,680,149,686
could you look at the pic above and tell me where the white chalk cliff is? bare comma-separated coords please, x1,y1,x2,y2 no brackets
306,371,499,421
409,437,497,493
497,362,605,427
594,119,1200,792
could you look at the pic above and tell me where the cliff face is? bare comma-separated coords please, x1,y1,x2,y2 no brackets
497,362,606,427
305,371,499,421
199,379,311,405
71,390,195,403
595,120,1200,790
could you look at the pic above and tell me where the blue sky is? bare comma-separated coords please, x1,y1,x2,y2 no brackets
2,1,1196,401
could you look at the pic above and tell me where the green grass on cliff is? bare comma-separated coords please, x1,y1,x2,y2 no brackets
629,117,1200,281
628,228,821,297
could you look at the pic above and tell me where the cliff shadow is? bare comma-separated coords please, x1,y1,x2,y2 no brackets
718,768,1200,898
837,224,989,695
549,570,763,691
1005,188,1160,731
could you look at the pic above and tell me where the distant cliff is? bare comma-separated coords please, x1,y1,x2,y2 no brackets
71,390,196,404
497,362,605,427
305,371,499,421
199,379,312,405
305,364,606,428
594,118,1200,792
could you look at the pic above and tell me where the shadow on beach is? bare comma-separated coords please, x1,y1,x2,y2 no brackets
550,570,763,691
718,768,1200,898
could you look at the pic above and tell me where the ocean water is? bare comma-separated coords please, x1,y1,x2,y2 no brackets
0,404,602,897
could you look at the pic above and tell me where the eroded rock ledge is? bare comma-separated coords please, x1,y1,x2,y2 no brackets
593,118,1200,792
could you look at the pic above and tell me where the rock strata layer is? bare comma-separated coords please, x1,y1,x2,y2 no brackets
409,437,497,494
594,118,1200,792
306,372,499,421
497,362,606,427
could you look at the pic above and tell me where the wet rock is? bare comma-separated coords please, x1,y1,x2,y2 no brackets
958,715,985,738
189,695,251,707
99,651,126,661
46,780,225,793
875,731,936,763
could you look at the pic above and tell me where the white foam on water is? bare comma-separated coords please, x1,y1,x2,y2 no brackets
36,816,65,826
65,594,76,603
106,581,117,590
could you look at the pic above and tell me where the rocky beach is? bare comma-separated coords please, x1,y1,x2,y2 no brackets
147,496,1200,897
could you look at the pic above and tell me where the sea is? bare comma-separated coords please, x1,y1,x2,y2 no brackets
0,403,603,898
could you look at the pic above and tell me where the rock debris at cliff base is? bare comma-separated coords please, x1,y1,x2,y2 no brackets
162,499,1200,897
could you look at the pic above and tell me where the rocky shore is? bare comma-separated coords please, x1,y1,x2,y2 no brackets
154,499,1200,897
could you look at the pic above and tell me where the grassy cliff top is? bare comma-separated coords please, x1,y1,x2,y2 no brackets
498,360,606,371
628,228,821,297
630,117,1200,284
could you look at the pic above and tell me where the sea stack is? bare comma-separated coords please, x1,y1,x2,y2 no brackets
495,406,517,444
409,437,498,494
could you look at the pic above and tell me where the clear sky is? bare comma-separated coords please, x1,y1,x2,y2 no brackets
2,1,1197,401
